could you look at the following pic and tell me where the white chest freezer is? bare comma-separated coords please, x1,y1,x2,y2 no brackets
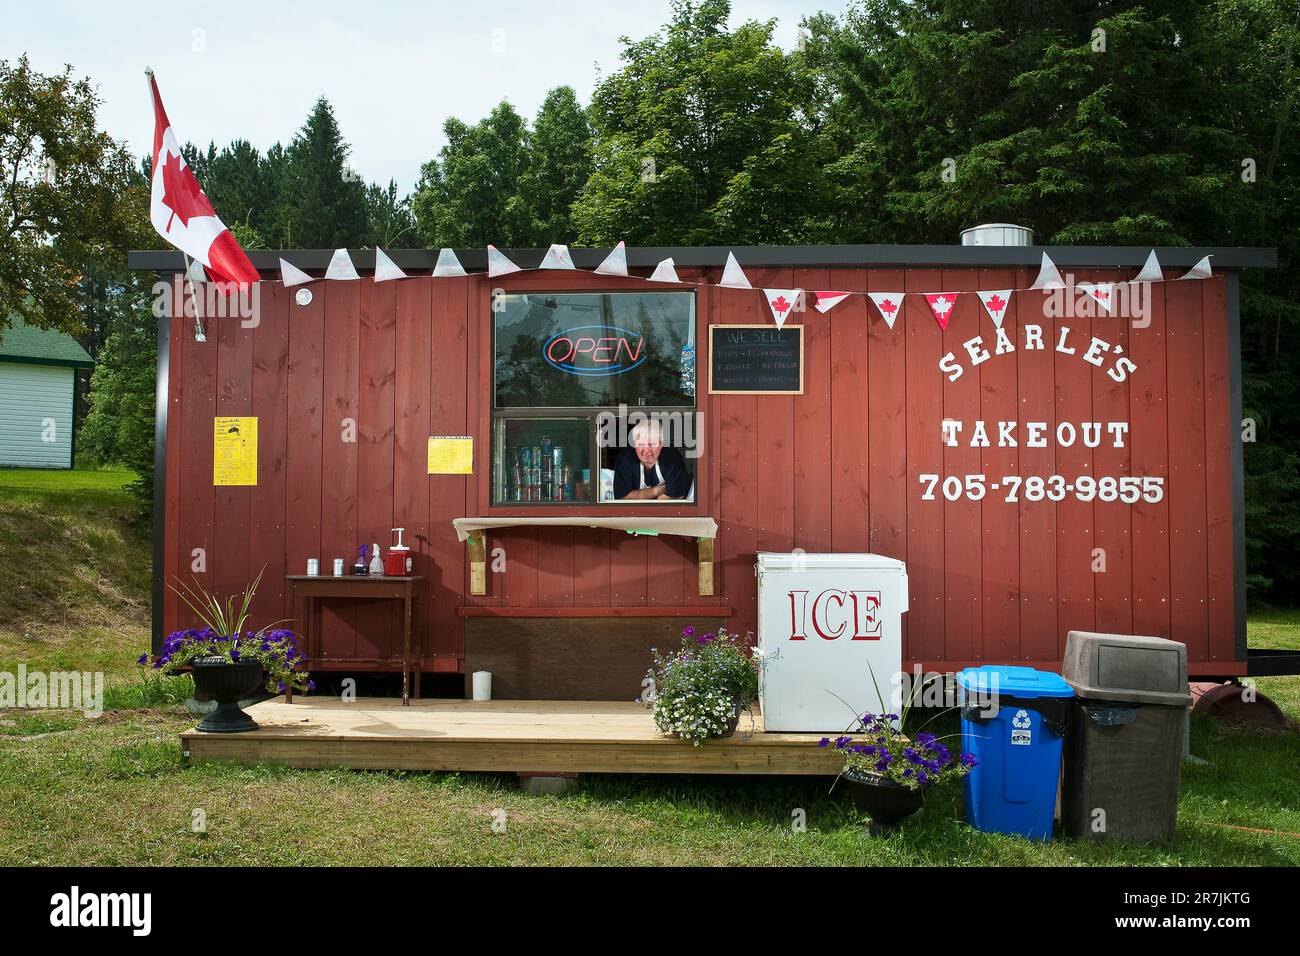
756,552,907,732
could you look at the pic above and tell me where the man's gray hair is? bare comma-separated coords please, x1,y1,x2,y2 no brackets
629,418,664,445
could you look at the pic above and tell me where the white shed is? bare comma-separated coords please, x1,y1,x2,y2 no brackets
0,316,94,469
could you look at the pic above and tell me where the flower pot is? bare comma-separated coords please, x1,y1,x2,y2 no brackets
841,766,924,831
190,657,264,733
722,696,744,737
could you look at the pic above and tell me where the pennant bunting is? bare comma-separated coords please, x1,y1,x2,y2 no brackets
1133,249,1163,283
1029,252,1066,290
594,241,629,277
648,258,680,283
278,257,313,287
867,292,904,329
977,290,1012,328
1077,281,1115,312
813,291,852,314
1179,255,1213,280
487,244,522,277
718,251,752,289
539,243,576,270
923,292,958,330
186,257,209,285
373,248,408,282
432,248,468,277
325,248,359,280
764,289,801,327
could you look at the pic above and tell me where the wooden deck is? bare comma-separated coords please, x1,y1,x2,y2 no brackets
180,697,834,775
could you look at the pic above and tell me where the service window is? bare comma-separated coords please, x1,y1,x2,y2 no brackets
491,291,699,505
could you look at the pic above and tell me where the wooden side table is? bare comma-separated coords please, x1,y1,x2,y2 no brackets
286,575,424,705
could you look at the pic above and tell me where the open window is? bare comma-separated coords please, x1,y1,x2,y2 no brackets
490,291,698,505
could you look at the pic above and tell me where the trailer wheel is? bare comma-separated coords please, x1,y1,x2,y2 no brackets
1189,681,1294,730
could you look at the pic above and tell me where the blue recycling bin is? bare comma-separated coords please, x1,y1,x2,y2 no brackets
957,666,1074,840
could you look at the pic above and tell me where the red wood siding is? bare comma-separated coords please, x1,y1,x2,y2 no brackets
163,268,1242,675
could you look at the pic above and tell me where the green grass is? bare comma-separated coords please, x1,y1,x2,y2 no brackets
1,465,1298,865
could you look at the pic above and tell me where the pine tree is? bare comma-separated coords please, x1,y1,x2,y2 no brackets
282,97,369,248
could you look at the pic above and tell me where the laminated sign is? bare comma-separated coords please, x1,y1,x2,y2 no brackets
428,436,473,475
213,416,257,486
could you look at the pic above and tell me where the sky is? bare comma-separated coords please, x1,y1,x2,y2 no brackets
7,0,830,193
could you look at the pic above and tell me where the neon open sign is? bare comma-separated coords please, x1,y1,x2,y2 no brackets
543,325,647,377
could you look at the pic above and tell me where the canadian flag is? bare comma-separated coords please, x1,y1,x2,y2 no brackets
148,72,259,288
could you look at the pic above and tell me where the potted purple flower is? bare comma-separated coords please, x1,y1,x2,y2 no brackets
137,570,312,733
822,714,977,831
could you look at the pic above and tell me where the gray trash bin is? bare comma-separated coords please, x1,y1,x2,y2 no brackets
1060,631,1192,843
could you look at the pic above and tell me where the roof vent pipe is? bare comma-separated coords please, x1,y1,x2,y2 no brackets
960,223,1034,246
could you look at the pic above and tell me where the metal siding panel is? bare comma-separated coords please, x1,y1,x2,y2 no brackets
0,364,75,467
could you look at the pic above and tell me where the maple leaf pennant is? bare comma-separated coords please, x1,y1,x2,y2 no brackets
487,244,522,277
1029,252,1067,290
867,292,904,329
977,289,1013,328
764,289,802,327
278,258,313,287
718,251,752,289
373,248,408,282
1178,255,1213,280
594,241,628,277
432,248,468,277
813,291,852,314
325,248,359,280
923,292,959,330
539,244,577,270
648,258,680,283
1076,281,1114,312
1133,249,1163,283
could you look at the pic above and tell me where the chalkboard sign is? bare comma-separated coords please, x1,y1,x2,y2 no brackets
708,325,804,394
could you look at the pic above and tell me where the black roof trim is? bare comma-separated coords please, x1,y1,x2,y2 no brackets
128,244,1277,275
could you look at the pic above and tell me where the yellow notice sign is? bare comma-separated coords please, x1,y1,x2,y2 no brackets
214,416,258,486
428,436,473,475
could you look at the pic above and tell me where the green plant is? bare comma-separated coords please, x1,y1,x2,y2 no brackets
647,625,759,746
138,571,311,695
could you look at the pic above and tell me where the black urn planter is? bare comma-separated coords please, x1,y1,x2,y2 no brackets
841,767,925,832
190,657,264,733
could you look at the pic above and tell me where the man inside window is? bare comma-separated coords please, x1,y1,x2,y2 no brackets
614,419,692,500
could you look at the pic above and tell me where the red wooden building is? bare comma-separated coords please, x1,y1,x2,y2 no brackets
132,244,1275,699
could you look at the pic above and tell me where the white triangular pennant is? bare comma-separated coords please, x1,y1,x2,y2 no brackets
325,248,359,280
1134,249,1163,282
432,248,468,277
1029,252,1065,290
867,292,904,329
977,290,1013,329
186,258,208,285
487,244,522,277
594,241,628,277
718,251,752,289
648,258,680,283
1077,282,1115,312
539,243,576,270
373,248,408,282
813,291,851,314
764,289,801,327
279,257,313,287
1178,255,1213,280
